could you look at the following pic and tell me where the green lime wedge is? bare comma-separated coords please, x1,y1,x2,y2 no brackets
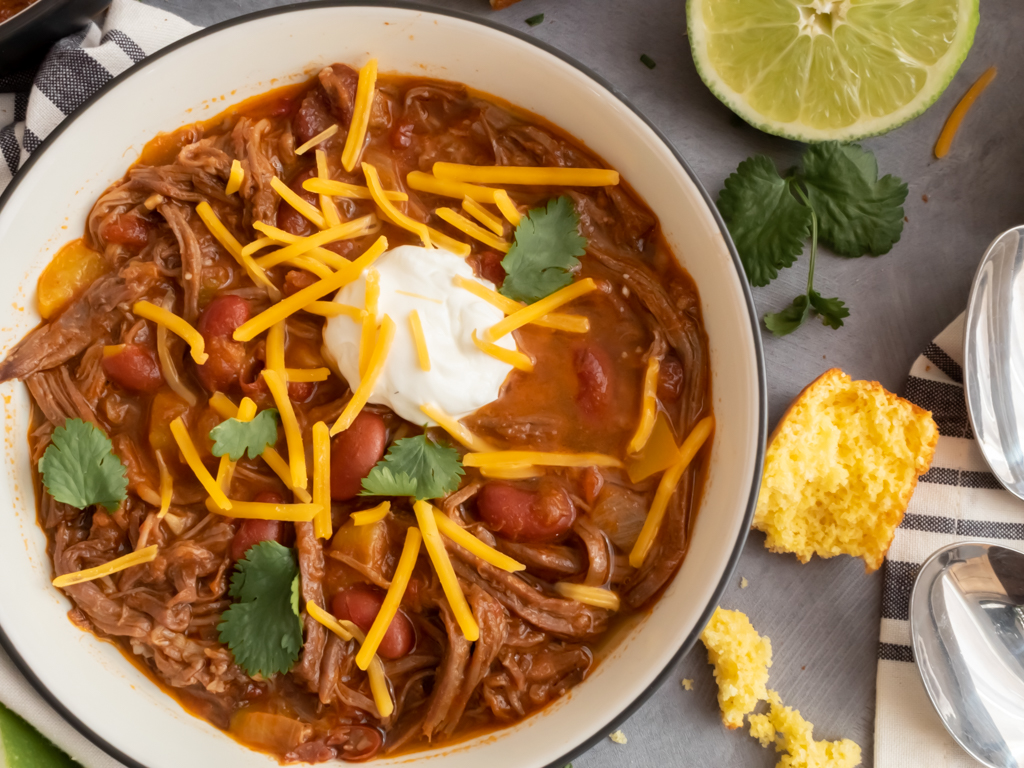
0,703,76,768
687,0,980,141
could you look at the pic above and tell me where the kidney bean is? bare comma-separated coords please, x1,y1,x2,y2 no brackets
102,344,163,392
240,358,315,404
574,346,612,419
319,64,359,124
276,168,319,238
231,492,291,561
331,584,414,659
477,480,577,543
284,270,320,297
330,411,387,501
474,251,506,288
199,295,251,338
101,213,151,248
334,725,383,761
658,354,684,403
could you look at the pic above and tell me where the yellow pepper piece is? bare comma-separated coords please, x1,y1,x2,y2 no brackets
37,239,111,319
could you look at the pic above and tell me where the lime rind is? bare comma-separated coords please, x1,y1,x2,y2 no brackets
686,0,980,142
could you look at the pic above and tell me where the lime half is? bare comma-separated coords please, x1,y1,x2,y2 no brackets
687,0,980,142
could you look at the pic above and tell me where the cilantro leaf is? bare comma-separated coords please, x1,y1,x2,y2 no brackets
499,196,587,303
717,156,812,287
764,295,810,337
808,291,850,330
217,541,303,678
38,418,128,512
209,409,279,461
800,142,908,258
361,434,464,501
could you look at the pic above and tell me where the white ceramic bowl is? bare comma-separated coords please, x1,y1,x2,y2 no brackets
0,4,766,767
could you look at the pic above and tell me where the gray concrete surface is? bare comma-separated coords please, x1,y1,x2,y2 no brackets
133,0,1024,764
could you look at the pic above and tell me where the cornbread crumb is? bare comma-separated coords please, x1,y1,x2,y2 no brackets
700,607,772,729
749,691,862,768
740,577,749,589
753,369,938,572
609,730,627,745
682,678,693,691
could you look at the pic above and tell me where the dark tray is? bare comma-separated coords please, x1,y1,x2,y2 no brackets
0,0,111,71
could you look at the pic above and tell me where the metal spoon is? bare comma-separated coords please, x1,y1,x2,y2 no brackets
964,225,1024,501
910,541,1024,768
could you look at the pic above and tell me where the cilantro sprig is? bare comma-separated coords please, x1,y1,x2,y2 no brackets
38,418,128,512
217,541,303,678
717,142,907,336
361,433,464,501
209,409,279,461
499,196,587,304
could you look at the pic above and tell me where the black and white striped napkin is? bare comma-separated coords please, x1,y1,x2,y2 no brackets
0,4,197,765
875,312,1024,767
0,0,199,193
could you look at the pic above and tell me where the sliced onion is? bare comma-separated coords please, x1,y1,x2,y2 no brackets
156,322,197,406
229,711,311,753
589,484,648,552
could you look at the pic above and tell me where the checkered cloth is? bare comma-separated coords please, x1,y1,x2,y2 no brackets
0,4,197,765
875,312,1024,767
0,0,199,192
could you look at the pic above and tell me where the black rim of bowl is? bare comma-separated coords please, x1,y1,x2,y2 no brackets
0,4,768,767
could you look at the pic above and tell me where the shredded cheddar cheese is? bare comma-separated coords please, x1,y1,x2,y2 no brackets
295,124,339,156
414,500,480,641
52,545,159,588
254,219,366,269
436,207,510,252
629,415,714,568
271,175,326,229
331,314,396,435
433,163,620,187
156,451,173,519
284,367,330,382
279,254,334,280
215,397,257,495
478,465,543,479
312,421,332,540
419,403,494,452
363,162,432,248
253,216,376,265
452,275,589,333
409,309,431,371
493,190,522,226
628,356,660,454
935,66,997,159
427,227,472,258
303,301,367,319
554,582,620,611
315,149,342,229
170,417,231,510
102,344,125,358
266,322,286,374
303,178,408,202
461,197,505,236
486,278,596,342
432,509,524,572
194,202,279,299
225,159,244,195
261,369,307,491
471,330,533,372
133,301,208,364
240,236,275,259
464,450,622,469
342,59,378,172
406,171,500,204
234,236,387,341
359,269,380,377
395,290,443,304
205,498,321,521
356,527,422,670
351,501,391,526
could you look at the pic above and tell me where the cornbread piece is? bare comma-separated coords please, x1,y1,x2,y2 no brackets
609,730,627,744
749,691,862,768
700,607,772,729
754,368,938,572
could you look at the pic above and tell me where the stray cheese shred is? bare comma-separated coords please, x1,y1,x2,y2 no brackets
315,149,342,229
285,367,330,382
419,403,494,452
304,178,408,202
409,309,431,372
224,159,244,195
554,582,621,611
215,397,257,495
461,197,505,236
432,508,524,572
306,602,394,718
261,369,307,491
406,170,500,204
271,175,326,229
452,275,589,333
627,355,660,454
493,190,522,226
478,465,543,480
170,417,232,510
351,501,391,526
935,66,997,159
304,301,367,320
426,227,472,258
312,422,332,540
253,217,376,269
472,330,533,372
464,450,623,469
414,501,480,641
156,450,173,519
254,220,364,269
194,202,279,299
359,269,380,377
486,278,597,342
630,415,714,568
331,314,396,435
433,163,620,187
52,545,159,588
295,124,339,156
234,236,387,341
436,207,510,252
266,322,286,374
205,498,322,521
342,59,378,172
363,162,433,248
356,527,422,670
133,301,208,364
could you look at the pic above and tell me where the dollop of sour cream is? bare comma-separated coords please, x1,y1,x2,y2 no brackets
322,245,517,425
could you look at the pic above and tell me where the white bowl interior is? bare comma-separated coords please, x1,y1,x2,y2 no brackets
0,7,762,768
